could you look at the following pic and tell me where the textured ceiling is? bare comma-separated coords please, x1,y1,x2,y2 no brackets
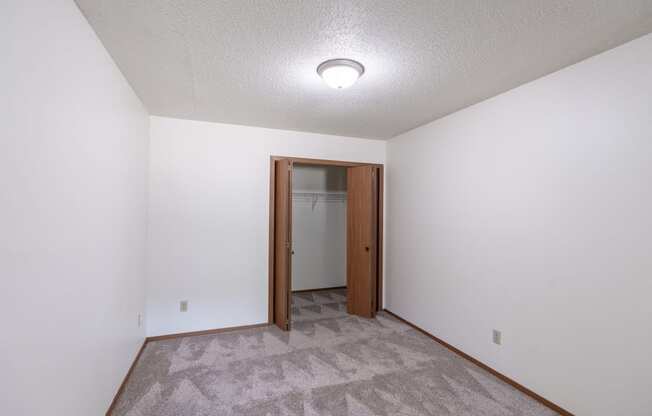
75,1,652,139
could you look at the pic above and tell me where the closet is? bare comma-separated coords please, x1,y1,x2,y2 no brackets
290,164,348,325
269,157,383,331
292,164,347,292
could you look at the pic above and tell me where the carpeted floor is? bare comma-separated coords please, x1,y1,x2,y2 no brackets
112,289,558,415
291,288,348,323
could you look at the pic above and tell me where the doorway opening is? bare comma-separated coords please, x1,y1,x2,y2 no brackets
268,157,384,331
291,164,348,325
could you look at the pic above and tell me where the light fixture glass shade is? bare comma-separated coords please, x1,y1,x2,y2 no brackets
317,59,364,89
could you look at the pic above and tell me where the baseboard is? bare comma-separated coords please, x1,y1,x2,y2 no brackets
292,285,346,293
383,309,574,416
105,340,147,416
106,322,269,414
146,322,269,342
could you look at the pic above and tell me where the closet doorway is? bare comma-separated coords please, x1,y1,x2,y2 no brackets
268,157,384,331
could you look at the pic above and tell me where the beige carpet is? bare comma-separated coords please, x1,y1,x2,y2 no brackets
111,289,557,415
291,288,348,323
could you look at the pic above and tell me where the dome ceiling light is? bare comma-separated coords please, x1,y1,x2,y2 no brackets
316,59,365,89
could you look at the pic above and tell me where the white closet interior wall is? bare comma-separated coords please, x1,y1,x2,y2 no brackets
292,164,347,291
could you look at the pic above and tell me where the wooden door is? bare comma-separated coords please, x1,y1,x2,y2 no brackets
274,159,292,330
347,165,379,318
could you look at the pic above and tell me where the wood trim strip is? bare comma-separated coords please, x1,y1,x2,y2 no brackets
268,157,276,324
146,323,269,342
273,155,382,168
105,340,147,416
383,309,573,416
291,286,347,293
376,165,384,311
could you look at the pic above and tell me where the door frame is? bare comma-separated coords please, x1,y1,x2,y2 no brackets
268,156,384,325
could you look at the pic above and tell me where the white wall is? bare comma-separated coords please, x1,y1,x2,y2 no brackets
386,33,652,416
0,1,149,416
292,165,347,291
147,116,385,336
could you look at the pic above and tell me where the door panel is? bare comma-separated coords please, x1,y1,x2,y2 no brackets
274,159,292,330
347,165,378,318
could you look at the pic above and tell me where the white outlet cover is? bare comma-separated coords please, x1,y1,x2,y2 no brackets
492,329,502,345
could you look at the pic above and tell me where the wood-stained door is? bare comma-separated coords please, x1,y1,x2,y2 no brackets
273,159,292,330
346,165,379,318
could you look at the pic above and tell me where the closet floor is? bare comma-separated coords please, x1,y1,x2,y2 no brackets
291,288,348,323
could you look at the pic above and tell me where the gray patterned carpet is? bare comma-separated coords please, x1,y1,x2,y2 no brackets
112,289,557,415
291,288,348,323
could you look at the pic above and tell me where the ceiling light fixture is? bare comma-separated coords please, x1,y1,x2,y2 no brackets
317,59,365,89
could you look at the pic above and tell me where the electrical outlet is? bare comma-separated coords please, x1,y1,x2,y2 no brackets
138,313,142,328
180,300,188,312
493,329,502,345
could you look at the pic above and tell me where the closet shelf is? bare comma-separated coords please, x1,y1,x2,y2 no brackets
292,191,347,210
